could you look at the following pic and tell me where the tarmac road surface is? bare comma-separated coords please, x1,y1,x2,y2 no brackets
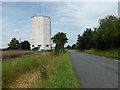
68,50,118,88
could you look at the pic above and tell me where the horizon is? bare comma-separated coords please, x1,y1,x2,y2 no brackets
1,2,118,49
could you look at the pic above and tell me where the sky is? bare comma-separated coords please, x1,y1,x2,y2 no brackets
1,1,119,48
118,1,120,17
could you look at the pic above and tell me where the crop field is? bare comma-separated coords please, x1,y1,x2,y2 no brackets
2,51,39,61
2,51,79,88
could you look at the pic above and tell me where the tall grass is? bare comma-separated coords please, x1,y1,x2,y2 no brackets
0,62,2,89
2,53,51,87
84,49,119,60
35,53,80,88
2,52,79,88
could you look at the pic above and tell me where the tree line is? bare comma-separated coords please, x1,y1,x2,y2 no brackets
7,38,30,50
52,15,120,53
5,15,119,53
76,15,120,51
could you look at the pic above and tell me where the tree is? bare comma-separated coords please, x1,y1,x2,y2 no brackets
66,45,71,49
71,44,77,49
82,28,93,49
20,40,30,50
93,15,120,50
51,32,68,53
76,15,119,51
76,34,83,50
8,38,19,49
76,28,93,50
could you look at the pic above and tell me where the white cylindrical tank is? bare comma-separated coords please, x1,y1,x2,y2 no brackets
31,16,51,51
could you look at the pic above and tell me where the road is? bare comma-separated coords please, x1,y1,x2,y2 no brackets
68,50,118,88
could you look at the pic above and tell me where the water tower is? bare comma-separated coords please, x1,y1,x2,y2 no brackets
31,16,51,51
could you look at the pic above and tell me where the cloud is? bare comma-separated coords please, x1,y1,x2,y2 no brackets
2,0,120,2
2,3,32,48
1,2,118,48
55,2,117,24
118,1,120,17
51,2,118,45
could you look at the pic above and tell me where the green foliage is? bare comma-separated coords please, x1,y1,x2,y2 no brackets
84,49,119,60
51,32,68,54
77,15,120,51
36,53,80,88
93,15,120,50
20,40,30,50
76,28,93,50
8,38,19,49
2,53,52,87
3,52,79,88
3,54,35,87
71,44,77,50
8,38,31,50
66,45,71,49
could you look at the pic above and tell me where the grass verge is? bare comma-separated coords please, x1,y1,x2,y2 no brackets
35,53,80,88
84,49,119,60
2,52,79,88
2,52,51,87
0,62,2,89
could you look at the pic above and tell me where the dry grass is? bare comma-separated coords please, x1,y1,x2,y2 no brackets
7,68,41,88
7,54,53,88
2,52,79,88
2,51,39,61
35,53,80,88
2,52,53,88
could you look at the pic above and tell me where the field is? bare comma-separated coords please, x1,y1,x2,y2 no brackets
2,51,79,88
2,51,37,60
84,49,119,60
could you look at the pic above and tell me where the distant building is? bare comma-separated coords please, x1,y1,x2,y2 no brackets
31,16,51,51
118,1,120,17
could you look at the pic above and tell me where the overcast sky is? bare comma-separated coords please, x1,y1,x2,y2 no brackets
1,1,119,48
